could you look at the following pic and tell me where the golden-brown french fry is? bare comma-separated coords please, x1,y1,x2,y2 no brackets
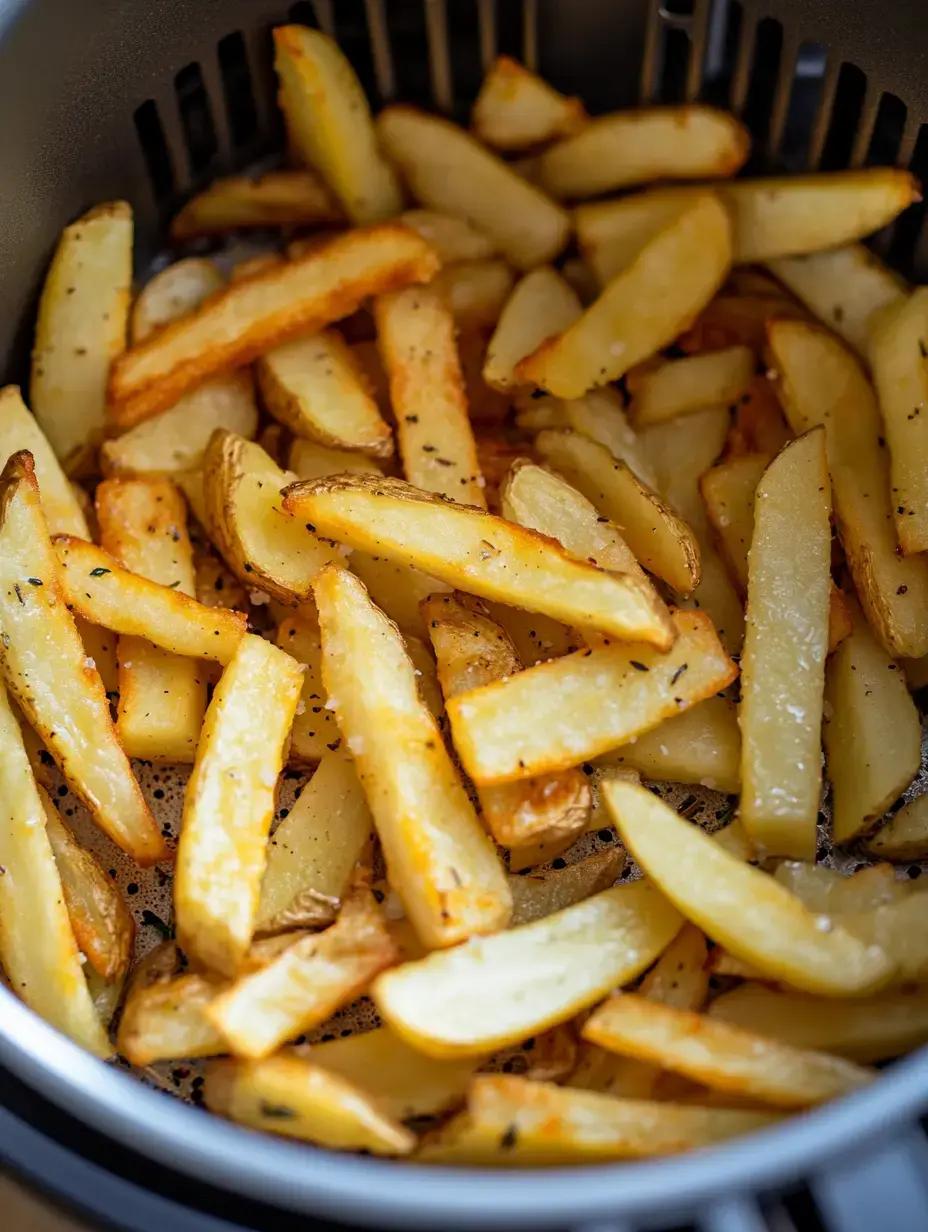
288,438,383,482
485,601,578,667
116,943,226,1065
508,848,625,926
171,170,341,240
399,210,496,264
375,285,485,506
483,267,582,393
773,861,908,915
130,258,225,345
109,225,438,429
700,452,769,593
631,347,754,427
273,616,339,764
375,881,682,1058
286,474,676,647
602,779,892,996
175,634,303,976
345,551,449,642
0,453,167,865
377,106,569,271
31,202,132,472
0,386,90,536
574,187,704,287
432,260,515,332
864,795,928,861
472,56,586,151
313,564,510,948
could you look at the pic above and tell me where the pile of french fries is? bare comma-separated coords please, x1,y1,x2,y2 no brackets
6,27,928,1165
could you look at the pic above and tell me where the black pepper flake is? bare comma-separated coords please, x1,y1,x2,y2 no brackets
629,660,649,672
26,577,42,586
404,414,419,424
89,567,111,577
670,663,688,686
13,584,23,605
327,739,341,751
920,341,927,359
259,1103,296,1120
898,585,908,595
499,1124,519,1150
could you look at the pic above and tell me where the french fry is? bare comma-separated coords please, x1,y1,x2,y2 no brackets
256,328,393,458
256,748,373,935
739,430,832,860
700,452,769,593
769,319,928,658
74,618,119,695
472,56,586,151
130,258,224,345
0,683,110,1056
602,779,892,996
31,201,132,472
171,170,341,239
772,861,908,915
116,942,226,1065
823,596,921,845
837,892,928,982
206,1053,415,1155
864,795,928,861
109,225,439,429
399,210,496,265
574,187,704,286
432,260,515,332
230,254,287,285
583,995,872,1109
485,602,579,668
0,453,167,865
539,105,748,199
288,438,383,482
517,193,731,398
375,881,682,1058
347,551,450,642
286,474,676,647
508,849,625,926
0,386,90,537
85,967,125,1030
175,634,303,977
375,285,485,506
684,294,807,354
560,257,600,306
483,268,582,392
273,616,339,764
713,815,754,861
630,346,754,427
313,564,511,948
274,26,401,224
377,106,569,270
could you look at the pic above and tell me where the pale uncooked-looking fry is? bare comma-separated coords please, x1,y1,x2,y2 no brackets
432,261,515,332
472,56,586,151
583,995,872,1109
518,193,730,398
837,892,928,983
377,106,569,271
31,201,132,472
399,211,496,264
602,779,892,996
0,453,167,865
864,795,928,861
824,596,921,845
773,862,908,915
256,328,393,458
0,683,110,1056
53,535,247,664
375,285,485,506
375,881,682,1058
130,258,225,345
631,347,754,427
0,386,90,537
171,170,341,239
739,430,831,860
288,438,383,482
700,452,769,594
314,564,510,948
508,849,625,927
483,267,582,392
286,473,675,647
574,187,703,286
273,616,339,764
109,225,438,429
85,967,125,1031
207,1053,414,1155
769,319,928,659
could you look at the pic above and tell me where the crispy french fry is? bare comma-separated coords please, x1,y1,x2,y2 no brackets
602,779,892,996
823,596,921,845
0,386,90,536
472,56,586,151
288,438,383,482
377,106,569,270
286,474,675,647
631,347,754,427
773,862,908,915
508,848,625,926
0,453,167,864
399,210,496,264
375,881,682,1058
117,942,226,1065
864,795,928,861
484,267,582,392
700,452,769,593
31,202,132,472
109,225,438,429
432,260,515,332
375,285,485,506
171,170,341,239
273,616,339,764
130,258,224,345
574,187,704,286
175,634,303,976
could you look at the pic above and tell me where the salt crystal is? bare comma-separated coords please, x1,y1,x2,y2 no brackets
249,589,271,606
83,657,96,670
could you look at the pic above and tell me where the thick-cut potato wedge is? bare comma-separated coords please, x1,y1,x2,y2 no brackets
116,942,226,1065
207,889,399,1057
175,634,303,977
823,596,921,845
0,386,90,537
773,861,908,915
377,106,569,271
31,202,132,472
422,591,591,847
375,881,682,1058
534,430,701,595
631,347,753,427
109,225,438,429
130,258,225,345
274,26,401,225
583,995,872,1109
508,848,625,927
838,892,928,983
0,454,166,864
574,187,704,286
418,1075,778,1165
769,245,907,356
710,981,928,1064
432,261,515,332
375,285,484,506
869,288,928,554
203,431,341,605
314,565,510,948
288,439,383,483
0,684,109,1056
206,1053,414,1155
347,552,450,641
864,795,928,861
518,194,731,398
256,748,373,934
256,329,393,458
739,431,832,860
273,617,339,764
520,387,659,487
399,210,496,264
472,56,586,151
449,610,736,784
53,535,247,664
602,779,892,996
700,452,769,594
171,171,341,240
539,106,748,200
769,319,928,658
484,268,582,393
286,474,675,647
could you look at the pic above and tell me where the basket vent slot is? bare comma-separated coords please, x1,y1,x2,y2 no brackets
289,3,319,27
741,16,783,158
818,61,867,170
332,0,381,105
776,42,827,170
888,123,928,272
217,32,260,150
133,101,176,208
865,92,908,167
174,62,218,180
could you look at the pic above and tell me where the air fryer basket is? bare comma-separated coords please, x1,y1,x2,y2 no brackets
3,0,928,1228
